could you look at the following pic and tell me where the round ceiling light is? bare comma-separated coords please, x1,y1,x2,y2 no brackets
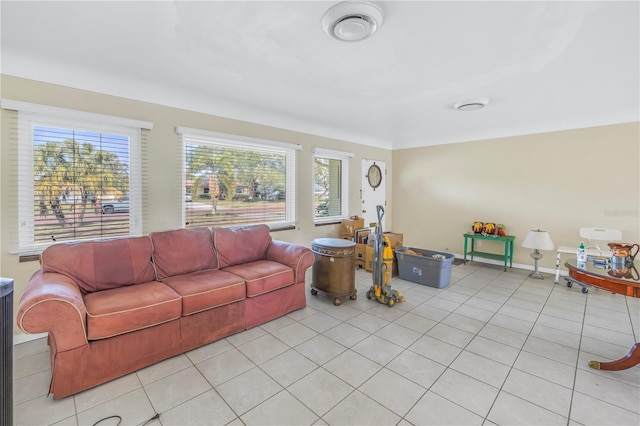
453,98,490,111
322,1,384,42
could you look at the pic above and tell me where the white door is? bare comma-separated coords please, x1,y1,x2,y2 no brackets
361,159,386,230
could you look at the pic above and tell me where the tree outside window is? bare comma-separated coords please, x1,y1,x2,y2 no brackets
181,130,297,229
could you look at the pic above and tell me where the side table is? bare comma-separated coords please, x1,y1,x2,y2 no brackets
310,238,357,306
463,233,515,271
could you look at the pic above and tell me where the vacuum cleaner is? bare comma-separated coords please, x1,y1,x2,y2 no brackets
366,205,405,307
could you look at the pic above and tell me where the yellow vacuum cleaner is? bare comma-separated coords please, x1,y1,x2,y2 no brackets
366,205,405,307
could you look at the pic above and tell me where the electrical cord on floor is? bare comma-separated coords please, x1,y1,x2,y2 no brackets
92,413,160,426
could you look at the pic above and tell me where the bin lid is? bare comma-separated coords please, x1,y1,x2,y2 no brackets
311,238,356,249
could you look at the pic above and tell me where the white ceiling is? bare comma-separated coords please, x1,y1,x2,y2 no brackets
1,1,638,150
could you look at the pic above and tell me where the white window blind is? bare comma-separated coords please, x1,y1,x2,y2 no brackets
177,127,300,229
2,100,152,255
313,147,353,223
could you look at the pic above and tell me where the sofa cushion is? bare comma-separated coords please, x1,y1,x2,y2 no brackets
162,269,246,315
41,237,156,294
150,227,218,279
214,224,272,268
223,260,294,297
84,281,181,340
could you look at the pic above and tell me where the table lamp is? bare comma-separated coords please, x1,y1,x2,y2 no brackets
522,230,555,279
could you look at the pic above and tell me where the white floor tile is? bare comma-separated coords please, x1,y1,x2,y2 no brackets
298,311,343,333
570,391,640,426
260,348,318,387
322,322,370,348
237,333,289,364
450,351,510,388
452,304,495,323
478,323,528,349
13,369,51,404
323,349,381,387
136,354,192,386
351,335,404,365
386,350,446,389
426,322,475,348
196,347,255,386
144,366,211,413
359,368,426,416
323,390,400,426
522,336,579,366
346,311,390,334
216,367,283,415
76,388,156,426
575,368,640,413
294,334,347,365
13,350,50,380
74,373,142,413
392,312,437,334
487,391,567,425
502,369,572,417
241,390,319,426
159,389,237,426
288,368,353,416
373,322,422,348
465,335,520,366
529,323,582,349
513,350,576,388
430,368,499,417
408,335,462,366
13,263,640,426
271,321,318,347
405,391,484,425
185,337,234,364
14,394,76,426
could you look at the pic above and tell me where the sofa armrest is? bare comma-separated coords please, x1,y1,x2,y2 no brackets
265,240,314,284
17,270,88,351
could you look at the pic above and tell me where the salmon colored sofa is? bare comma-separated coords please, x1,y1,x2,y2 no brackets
16,224,314,399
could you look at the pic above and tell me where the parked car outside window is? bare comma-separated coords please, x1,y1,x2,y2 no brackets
102,197,129,214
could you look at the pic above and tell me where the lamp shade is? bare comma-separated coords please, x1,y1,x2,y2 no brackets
522,230,554,250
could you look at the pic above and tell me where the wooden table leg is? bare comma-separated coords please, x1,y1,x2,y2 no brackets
589,343,640,371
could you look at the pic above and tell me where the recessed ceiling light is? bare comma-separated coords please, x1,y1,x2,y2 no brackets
453,98,490,111
322,1,384,42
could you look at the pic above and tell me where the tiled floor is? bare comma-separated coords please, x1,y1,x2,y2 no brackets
13,263,640,425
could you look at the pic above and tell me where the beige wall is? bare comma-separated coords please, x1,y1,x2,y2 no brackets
3,75,639,336
0,75,392,334
392,123,640,270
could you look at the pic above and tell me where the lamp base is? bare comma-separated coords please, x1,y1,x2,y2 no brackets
529,249,545,280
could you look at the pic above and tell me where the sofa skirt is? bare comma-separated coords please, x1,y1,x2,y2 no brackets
48,301,245,399
244,281,306,330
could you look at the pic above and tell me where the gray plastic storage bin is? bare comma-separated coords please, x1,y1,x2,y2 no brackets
395,247,455,288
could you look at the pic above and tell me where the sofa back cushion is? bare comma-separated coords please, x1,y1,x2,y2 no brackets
151,227,218,279
214,224,272,268
41,236,156,293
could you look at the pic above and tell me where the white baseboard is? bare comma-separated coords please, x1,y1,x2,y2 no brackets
453,253,564,276
14,332,47,345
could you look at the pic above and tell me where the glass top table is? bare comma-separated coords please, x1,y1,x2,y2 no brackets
564,257,640,371
565,258,639,297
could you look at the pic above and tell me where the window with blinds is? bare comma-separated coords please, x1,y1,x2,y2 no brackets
178,127,299,229
2,100,151,255
313,148,352,223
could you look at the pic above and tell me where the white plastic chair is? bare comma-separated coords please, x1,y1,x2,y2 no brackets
554,227,622,284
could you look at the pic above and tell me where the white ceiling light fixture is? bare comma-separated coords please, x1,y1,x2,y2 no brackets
322,1,384,42
453,98,490,111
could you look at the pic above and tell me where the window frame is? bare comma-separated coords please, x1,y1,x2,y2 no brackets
2,100,152,255
177,126,301,230
312,147,353,224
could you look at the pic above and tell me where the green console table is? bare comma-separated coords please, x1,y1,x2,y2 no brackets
463,233,515,271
